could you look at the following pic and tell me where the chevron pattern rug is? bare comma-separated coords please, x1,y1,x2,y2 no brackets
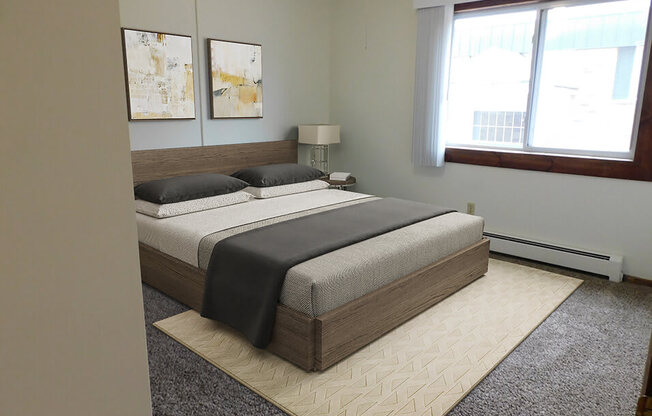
154,259,582,416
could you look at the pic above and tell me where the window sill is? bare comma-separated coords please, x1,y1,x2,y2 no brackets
444,146,652,181
447,145,634,162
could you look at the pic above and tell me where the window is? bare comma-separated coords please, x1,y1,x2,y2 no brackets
445,0,652,160
472,111,526,143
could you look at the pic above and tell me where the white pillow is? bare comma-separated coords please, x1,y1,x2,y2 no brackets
243,179,330,199
135,190,254,218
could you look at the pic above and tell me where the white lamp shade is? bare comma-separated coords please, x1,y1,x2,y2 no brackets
298,124,340,145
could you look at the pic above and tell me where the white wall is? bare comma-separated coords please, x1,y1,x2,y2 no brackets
120,0,332,160
329,0,652,279
0,0,152,415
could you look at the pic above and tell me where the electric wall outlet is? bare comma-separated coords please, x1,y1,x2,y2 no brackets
467,202,476,215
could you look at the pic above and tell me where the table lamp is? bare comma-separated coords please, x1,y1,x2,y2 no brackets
298,124,340,174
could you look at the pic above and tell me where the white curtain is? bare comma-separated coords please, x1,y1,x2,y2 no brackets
412,5,454,167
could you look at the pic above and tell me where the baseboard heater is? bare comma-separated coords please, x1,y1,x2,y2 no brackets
484,232,623,282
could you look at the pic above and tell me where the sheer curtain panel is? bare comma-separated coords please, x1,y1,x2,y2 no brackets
412,5,454,167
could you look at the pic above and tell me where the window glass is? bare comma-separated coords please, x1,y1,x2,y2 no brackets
446,0,651,157
447,11,537,147
530,0,650,153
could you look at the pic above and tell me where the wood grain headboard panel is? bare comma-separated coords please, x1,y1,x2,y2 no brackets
131,140,298,185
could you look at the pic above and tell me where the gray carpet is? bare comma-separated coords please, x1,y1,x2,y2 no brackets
143,254,652,415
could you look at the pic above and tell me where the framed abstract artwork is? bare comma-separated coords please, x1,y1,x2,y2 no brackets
121,28,196,120
207,38,263,119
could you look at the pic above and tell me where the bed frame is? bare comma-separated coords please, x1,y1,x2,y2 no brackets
132,140,490,371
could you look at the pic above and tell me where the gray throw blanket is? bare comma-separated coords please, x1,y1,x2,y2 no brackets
201,197,454,348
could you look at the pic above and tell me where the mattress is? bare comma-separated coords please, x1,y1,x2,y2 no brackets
136,189,484,317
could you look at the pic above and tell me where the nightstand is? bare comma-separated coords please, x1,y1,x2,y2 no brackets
322,176,356,190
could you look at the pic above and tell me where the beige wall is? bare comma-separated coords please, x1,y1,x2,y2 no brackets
0,1,152,415
329,0,652,280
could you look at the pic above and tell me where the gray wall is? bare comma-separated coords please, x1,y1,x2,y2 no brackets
329,0,652,280
121,0,203,150
118,0,652,280
120,0,332,162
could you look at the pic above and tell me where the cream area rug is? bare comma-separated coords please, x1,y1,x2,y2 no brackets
154,259,582,416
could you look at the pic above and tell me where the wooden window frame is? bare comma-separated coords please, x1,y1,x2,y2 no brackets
445,0,652,182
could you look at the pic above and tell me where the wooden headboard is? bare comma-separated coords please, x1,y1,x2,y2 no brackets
131,140,298,185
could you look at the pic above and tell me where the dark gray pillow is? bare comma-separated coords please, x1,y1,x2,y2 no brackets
134,173,249,204
231,163,324,187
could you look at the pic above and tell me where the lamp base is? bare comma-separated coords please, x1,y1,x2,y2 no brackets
310,145,330,174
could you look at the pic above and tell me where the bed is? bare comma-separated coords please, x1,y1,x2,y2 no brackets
133,139,489,371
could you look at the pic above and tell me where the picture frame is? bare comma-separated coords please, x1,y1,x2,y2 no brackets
121,28,196,121
207,38,263,119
